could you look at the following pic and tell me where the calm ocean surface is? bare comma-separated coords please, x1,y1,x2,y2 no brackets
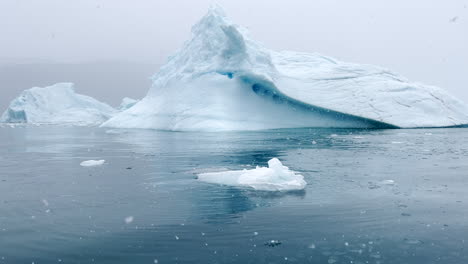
0,126,467,264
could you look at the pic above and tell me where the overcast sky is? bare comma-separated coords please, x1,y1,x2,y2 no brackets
0,0,467,109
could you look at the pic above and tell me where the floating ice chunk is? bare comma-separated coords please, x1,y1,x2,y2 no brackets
264,240,282,247
80,160,106,167
197,158,306,191
404,238,424,245
380,180,396,185
124,216,134,224
41,199,49,207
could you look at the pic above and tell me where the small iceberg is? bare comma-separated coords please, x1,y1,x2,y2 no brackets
197,158,306,191
80,160,106,167
118,97,139,111
1,83,116,126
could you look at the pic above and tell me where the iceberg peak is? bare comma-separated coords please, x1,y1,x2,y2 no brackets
192,5,230,36
153,5,273,85
204,3,228,21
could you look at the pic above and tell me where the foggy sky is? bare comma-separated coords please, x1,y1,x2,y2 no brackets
1,0,467,110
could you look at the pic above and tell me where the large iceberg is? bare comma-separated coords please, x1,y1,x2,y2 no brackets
1,83,116,126
102,6,468,131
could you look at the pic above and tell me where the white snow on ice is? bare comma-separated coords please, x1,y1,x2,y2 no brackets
1,83,116,126
197,158,306,191
102,5,468,131
80,160,106,167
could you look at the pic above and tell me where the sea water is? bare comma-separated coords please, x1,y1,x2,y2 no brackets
0,126,467,263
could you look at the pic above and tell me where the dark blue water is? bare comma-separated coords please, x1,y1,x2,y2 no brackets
0,126,467,264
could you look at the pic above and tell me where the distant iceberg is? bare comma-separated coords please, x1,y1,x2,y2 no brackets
197,158,307,191
102,6,468,131
1,83,116,126
118,97,139,111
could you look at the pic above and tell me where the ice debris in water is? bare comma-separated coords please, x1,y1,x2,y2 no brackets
197,158,306,191
404,238,424,245
368,180,396,189
41,199,49,207
380,180,395,185
80,160,106,167
124,216,134,224
265,240,282,247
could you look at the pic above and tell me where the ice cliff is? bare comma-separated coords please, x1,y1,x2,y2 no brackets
101,6,467,130
1,83,116,126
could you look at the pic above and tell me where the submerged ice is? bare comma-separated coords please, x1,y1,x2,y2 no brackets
1,83,116,126
197,158,307,191
102,6,468,130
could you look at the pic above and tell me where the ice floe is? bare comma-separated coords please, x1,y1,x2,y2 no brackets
197,158,306,191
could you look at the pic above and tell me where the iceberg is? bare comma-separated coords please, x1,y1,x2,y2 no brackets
1,83,116,126
102,6,468,130
197,158,307,191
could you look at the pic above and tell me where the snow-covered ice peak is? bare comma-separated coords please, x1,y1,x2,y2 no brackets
1,83,116,126
103,6,468,130
148,4,275,93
